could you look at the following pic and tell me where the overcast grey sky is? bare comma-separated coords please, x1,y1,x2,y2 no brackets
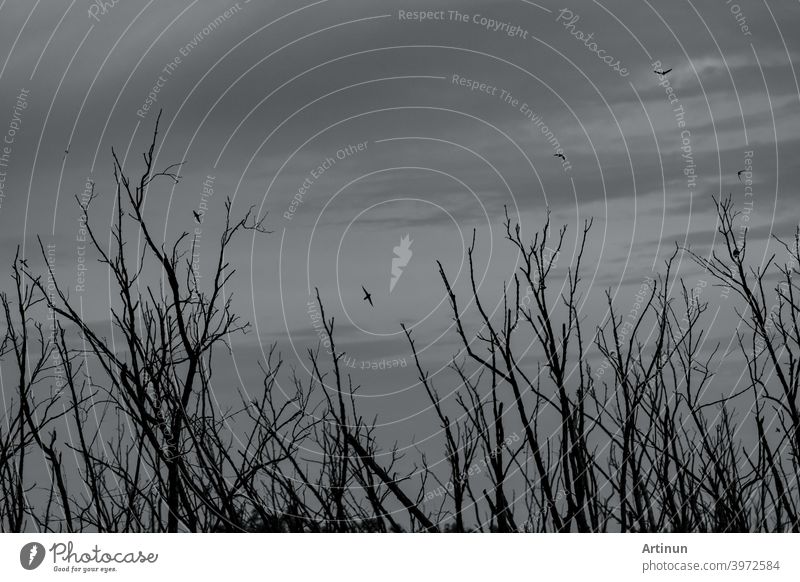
0,0,798,442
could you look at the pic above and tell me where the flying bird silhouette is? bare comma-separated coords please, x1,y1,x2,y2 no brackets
737,170,746,182
192,210,202,224
362,285,374,307
653,68,672,75
554,153,566,161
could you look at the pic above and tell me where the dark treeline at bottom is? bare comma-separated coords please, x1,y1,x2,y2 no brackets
2,118,799,532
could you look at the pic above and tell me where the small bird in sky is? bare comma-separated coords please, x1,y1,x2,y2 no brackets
733,248,740,258
737,170,746,182
192,210,202,224
653,68,672,75
554,153,566,161
362,285,374,308
19,258,28,267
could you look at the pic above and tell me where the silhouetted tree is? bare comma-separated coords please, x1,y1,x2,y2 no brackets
1,122,798,532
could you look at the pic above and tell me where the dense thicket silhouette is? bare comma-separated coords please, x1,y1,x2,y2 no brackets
1,122,798,532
